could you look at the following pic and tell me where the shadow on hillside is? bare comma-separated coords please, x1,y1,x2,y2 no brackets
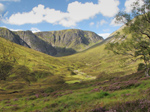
78,35,114,53
54,47,76,57
53,36,114,57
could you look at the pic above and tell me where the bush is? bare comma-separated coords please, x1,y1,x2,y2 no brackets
15,65,37,84
43,75,65,84
95,91,110,99
101,80,140,91
31,70,53,79
91,107,106,112
44,87,54,93
6,83,26,90
137,63,145,71
0,61,14,80
108,99,150,112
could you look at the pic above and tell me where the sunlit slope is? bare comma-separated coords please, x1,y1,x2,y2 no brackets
0,24,141,84
0,27,103,57
0,37,85,81
63,26,141,81
0,37,87,100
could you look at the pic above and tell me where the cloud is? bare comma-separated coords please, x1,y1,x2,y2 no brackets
67,1,99,23
125,0,144,13
5,0,120,27
0,3,5,14
31,27,40,33
0,26,22,31
98,0,120,17
0,0,20,2
96,19,108,28
100,19,108,25
98,33,110,39
90,22,94,26
110,17,124,26
5,4,70,26
10,28,22,31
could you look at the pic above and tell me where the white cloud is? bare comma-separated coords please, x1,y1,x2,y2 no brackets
90,22,94,26
98,33,110,39
5,0,120,27
110,17,125,26
31,27,40,33
100,19,108,25
98,0,120,17
10,28,22,31
125,0,145,13
0,26,22,31
96,19,108,28
0,3,5,14
0,0,20,2
5,4,70,26
67,1,100,23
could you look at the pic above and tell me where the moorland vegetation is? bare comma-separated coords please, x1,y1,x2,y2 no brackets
0,0,150,111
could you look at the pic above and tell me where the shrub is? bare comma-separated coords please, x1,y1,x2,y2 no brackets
91,107,106,112
108,99,150,112
137,63,145,71
102,80,140,91
6,83,26,90
95,91,110,99
31,70,53,79
42,75,65,84
44,87,54,93
15,65,37,84
0,61,14,80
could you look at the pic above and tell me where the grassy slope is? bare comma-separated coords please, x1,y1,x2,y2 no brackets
0,25,147,112
0,37,84,96
0,37,68,73
63,37,140,83
35,29,103,57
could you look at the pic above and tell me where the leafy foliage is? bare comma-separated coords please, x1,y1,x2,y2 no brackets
0,42,19,80
106,0,150,76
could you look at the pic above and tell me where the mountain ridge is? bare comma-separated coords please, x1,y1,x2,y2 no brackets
0,27,103,56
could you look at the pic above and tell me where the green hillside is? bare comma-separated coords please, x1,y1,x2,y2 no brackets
0,23,149,112
35,29,103,56
0,27,103,57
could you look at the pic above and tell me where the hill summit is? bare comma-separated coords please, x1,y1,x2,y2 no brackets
0,28,103,56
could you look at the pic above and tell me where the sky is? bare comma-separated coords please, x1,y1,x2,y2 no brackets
0,0,144,39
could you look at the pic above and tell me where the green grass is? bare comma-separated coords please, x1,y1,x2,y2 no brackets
1,71,150,112
0,26,147,112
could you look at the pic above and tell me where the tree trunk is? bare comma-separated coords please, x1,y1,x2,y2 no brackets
145,68,150,77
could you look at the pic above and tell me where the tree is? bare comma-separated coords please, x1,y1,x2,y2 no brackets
106,0,150,76
0,40,29,81
0,39,36,86
0,41,19,80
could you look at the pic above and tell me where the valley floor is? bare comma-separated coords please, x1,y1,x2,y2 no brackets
0,36,148,112
0,71,150,112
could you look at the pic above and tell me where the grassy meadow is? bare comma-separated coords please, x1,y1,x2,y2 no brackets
0,29,149,112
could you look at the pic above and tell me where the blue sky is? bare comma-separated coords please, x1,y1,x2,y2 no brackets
0,0,143,39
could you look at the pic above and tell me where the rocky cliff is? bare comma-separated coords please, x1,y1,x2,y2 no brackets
0,27,103,56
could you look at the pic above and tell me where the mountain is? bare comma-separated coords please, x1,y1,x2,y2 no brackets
35,29,103,56
0,27,30,48
0,23,147,112
0,28,57,56
0,27,103,56
106,25,126,43
15,30,57,56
